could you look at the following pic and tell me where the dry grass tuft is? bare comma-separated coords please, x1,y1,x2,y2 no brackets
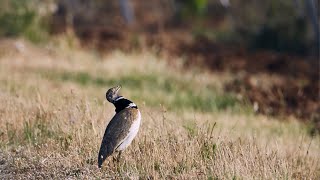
0,39,319,179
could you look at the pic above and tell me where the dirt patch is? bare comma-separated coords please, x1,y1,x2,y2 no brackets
178,37,319,134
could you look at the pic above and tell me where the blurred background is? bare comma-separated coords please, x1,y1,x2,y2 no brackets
1,0,319,54
1,1,320,178
0,0,319,133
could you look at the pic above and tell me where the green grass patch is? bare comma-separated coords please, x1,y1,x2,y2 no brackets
168,89,238,112
41,70,246,112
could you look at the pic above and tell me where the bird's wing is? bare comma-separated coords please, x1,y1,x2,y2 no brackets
98,108,139,167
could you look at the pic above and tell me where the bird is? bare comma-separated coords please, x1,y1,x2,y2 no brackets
98,85,141,168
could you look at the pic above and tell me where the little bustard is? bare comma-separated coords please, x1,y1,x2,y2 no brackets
98,85,141,168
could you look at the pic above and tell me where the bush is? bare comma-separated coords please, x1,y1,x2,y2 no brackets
0,0,48,42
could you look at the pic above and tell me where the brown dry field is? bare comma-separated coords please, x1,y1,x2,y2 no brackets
0,38,319,179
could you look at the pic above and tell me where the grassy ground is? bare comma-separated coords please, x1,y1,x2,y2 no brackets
0,39,319,179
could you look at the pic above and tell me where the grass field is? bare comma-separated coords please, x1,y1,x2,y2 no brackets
0,39,319,179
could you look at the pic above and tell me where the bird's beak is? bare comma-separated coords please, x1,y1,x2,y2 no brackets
115,85,121,93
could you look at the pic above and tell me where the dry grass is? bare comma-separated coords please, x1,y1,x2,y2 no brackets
0,39,319,179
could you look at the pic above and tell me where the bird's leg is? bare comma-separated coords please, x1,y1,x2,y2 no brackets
112,151,122,164
116,151,122,163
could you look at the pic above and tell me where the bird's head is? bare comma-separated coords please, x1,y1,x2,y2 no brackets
106,85,122,103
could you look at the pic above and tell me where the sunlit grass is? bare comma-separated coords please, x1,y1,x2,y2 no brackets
0,39,319,179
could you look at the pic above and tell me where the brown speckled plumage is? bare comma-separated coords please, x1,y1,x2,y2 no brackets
98,86,141,168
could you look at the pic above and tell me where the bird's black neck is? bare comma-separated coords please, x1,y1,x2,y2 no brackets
113,96,138,113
